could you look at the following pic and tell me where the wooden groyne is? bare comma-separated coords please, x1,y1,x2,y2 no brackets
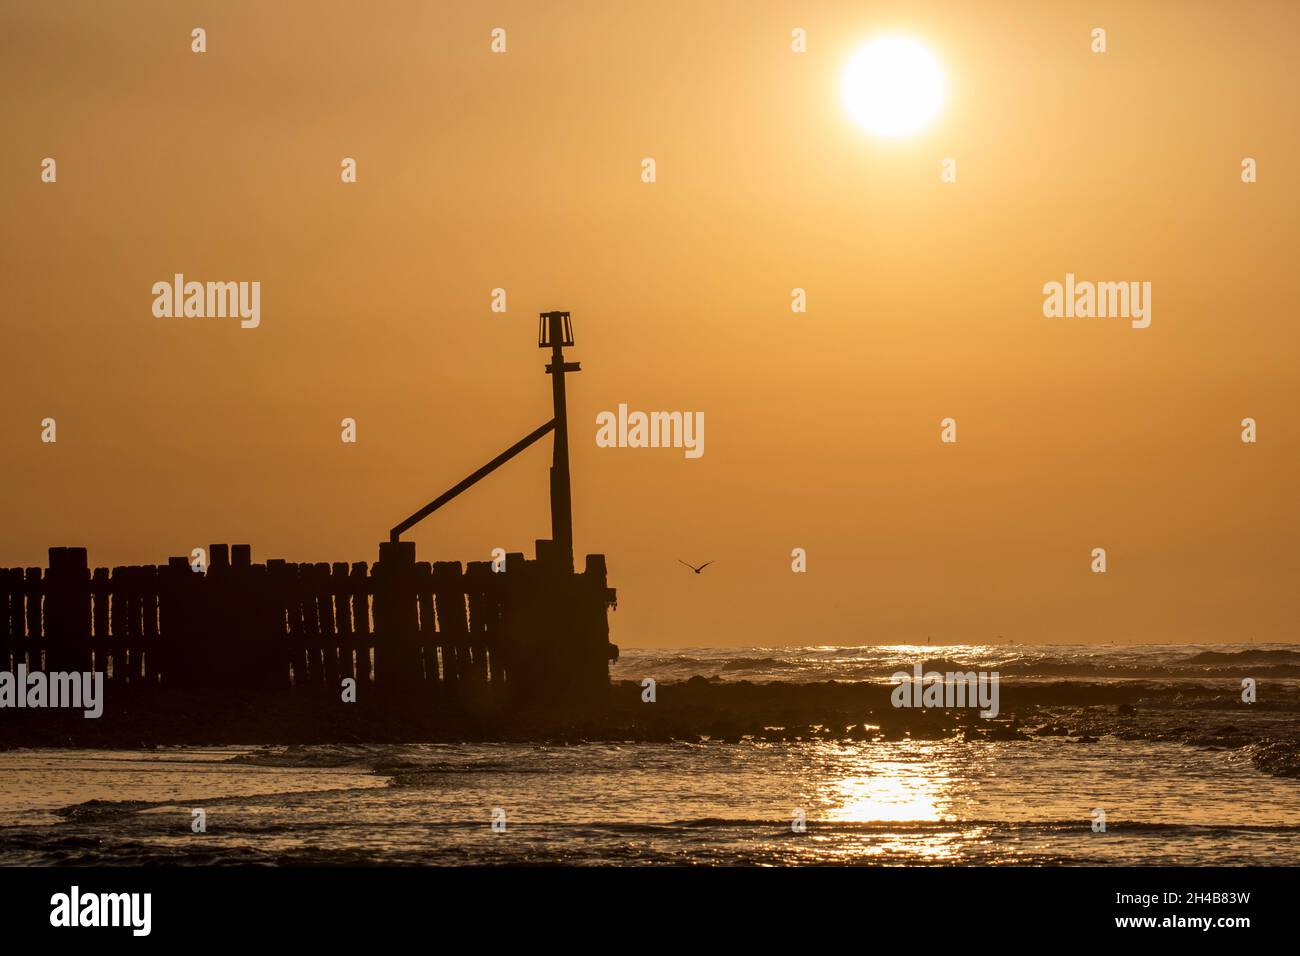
2,312,618,719
1,542,617,701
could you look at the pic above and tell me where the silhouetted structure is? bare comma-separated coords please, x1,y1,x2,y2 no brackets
0,314,617,706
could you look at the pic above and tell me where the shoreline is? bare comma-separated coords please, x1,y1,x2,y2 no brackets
1,678,1297,780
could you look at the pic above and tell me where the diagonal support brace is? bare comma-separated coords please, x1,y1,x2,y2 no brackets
390,419,556,542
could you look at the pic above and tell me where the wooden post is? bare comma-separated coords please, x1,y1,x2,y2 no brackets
349,562,371,686
159,558,188,686
312,562,338,686
329,562,350,688
139,565,159,684
464,561,493,685
415,561,437,689
1,569,16,671
22,568,41,670
431,561,466,690
285,562,308,686
374,541,420,690
45,548,90,674
108,566,128,681
264,560,291,687
126,566,143,681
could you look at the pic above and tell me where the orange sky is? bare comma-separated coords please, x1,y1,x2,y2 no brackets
2,1,1298,647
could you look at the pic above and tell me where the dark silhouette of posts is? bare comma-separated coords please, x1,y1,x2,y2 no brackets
0,314,618,712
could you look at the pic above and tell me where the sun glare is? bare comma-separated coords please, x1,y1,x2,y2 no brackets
841,35,945,138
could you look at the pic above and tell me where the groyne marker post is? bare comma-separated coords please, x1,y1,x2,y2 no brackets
541,310,578,574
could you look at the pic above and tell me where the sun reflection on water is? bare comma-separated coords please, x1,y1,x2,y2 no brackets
806,743,968,862
814,744,955,824
824,770,948,823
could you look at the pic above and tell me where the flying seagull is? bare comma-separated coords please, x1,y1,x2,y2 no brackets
678,560,715,574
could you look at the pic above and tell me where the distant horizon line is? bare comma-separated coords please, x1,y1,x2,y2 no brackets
618,639,1290,650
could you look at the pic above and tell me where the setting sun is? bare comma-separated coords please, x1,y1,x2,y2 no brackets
841,35,946,137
